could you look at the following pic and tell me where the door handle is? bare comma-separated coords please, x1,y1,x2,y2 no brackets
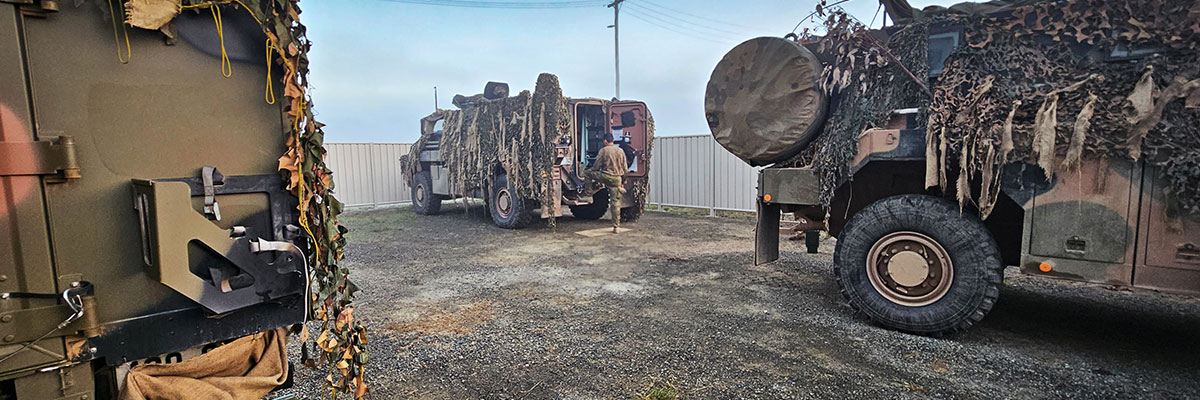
1177,243,1200,265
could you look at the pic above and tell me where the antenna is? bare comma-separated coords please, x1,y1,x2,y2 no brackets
434,86,439,110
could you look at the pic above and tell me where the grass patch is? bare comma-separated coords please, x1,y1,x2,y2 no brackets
648,205,754,220
339,205,420,242
388,302,496,337
634,380,680,400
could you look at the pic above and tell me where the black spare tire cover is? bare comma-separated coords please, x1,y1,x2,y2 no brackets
705,37,828,166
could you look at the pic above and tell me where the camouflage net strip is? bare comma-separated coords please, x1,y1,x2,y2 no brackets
411,74,570,210
141,1,370,397
792,0,1200,220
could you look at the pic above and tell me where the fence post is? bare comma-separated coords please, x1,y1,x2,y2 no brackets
708,138,716,217
368,144,378,208
658,141,664,211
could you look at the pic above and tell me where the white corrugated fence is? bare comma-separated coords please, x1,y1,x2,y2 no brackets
326,136,760,211
325,143,412,207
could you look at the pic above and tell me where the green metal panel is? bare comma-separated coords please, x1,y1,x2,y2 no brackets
20,3,287,325
0,4,67,377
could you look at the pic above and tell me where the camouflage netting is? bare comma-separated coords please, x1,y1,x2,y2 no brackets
124,0,367,397
929,0,1200,218
790,0,1200,218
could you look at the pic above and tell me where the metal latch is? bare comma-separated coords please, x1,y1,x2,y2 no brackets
4,0,59,18
0,136,80,183
1065,236,1087,254
202,166,224,220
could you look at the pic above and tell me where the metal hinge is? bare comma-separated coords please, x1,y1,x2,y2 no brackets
1,0,59,18
0,136,80,183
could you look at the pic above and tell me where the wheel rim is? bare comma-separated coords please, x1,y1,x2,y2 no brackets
495,188,513,218
866,231,953,307
415,184,426,207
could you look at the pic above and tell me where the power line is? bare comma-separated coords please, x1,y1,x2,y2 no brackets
624,2,747,37
376,0,608,8
622,9,734,45
620,6,730,37
634,0,759,31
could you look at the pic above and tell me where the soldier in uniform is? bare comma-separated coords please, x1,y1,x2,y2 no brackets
583,133,628,233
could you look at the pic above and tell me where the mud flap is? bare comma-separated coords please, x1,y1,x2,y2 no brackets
755,199,781,265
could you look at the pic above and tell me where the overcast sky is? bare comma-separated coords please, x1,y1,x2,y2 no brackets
303,0,969,143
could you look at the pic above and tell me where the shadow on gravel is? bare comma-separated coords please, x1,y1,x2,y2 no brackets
981,286,1200,370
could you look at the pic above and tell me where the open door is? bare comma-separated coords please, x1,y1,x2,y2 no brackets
609,102,649,177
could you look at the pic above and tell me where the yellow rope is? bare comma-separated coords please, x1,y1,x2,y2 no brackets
187,0,316,256
265,39,276,104
296,141,321,260
211,5,232,78
108,0,131,64
187,0,284,103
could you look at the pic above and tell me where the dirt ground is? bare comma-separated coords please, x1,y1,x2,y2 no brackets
276,203,1200,399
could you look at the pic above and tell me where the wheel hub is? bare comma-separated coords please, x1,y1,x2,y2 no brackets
866,231,953,307
415,184,426,206
496,188,512,218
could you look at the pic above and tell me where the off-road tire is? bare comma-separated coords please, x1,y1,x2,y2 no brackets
834,194,1003,336
411,170,444,215
489,172,537,229
569,189,609,220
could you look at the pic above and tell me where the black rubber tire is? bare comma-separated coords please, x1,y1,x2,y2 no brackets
488,172,536,229
834,194,1003,336
569,189,609,220
411,170,444,215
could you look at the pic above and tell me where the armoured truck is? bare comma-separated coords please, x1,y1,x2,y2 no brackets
404,79,653,229
706,0,1200,335
1,1,308,397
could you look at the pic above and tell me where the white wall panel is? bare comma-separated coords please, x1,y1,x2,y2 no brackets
326,143,412,207
329,137,758,211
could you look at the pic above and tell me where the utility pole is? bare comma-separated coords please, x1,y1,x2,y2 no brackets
607,0,625,99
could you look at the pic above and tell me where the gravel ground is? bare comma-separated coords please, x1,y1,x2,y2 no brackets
273,203,1200,399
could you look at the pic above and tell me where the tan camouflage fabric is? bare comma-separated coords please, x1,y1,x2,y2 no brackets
119,328,287,400
706,37,827,166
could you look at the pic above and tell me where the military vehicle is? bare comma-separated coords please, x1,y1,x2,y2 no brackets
706,0,1200,335
403,78,653,229
1,1,311,397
